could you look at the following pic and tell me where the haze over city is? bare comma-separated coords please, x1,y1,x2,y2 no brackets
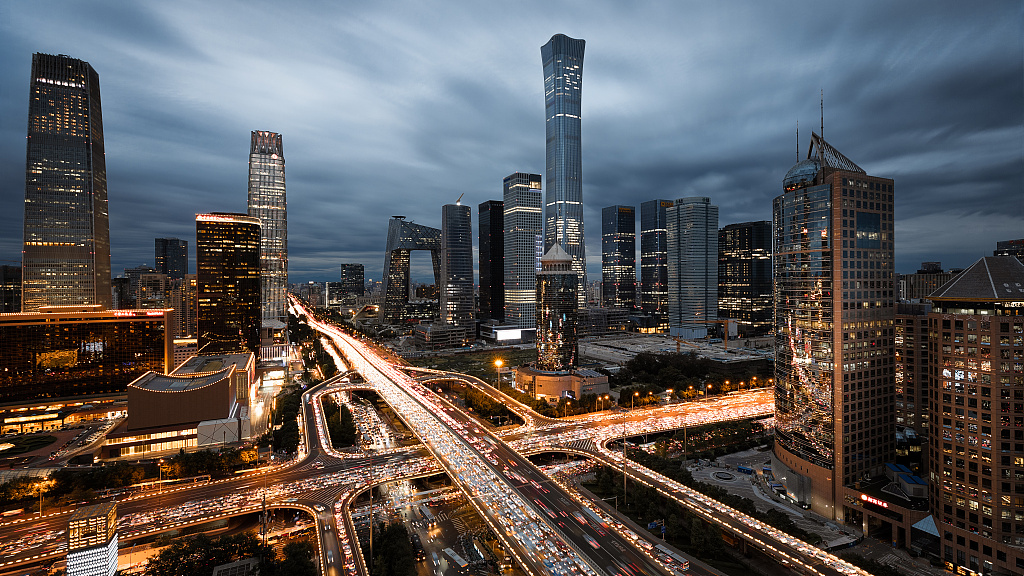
0,0,1020,283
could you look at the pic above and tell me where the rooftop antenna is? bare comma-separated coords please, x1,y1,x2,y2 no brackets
796,120,799,162
820,89,824,140
456,193,464,206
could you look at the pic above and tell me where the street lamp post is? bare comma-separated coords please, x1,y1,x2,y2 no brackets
158,459,165,494
705,384,712,403
564,401,571,418
666,389,673,405
494,359,503,387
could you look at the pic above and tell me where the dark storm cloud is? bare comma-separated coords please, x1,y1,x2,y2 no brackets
0,0,1020,284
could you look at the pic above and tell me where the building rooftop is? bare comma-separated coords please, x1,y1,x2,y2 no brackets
68,501,115,524
129,368,232,393
928,256,1024,300
172,353,253,376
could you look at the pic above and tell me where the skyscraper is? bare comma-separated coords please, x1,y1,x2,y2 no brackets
0,266,20,313
541,34,587,309
718,221,773,337
381,217,441,325
666,197,719,339
339,264,365,297
478,200,504,321
196,213,261,355
640,199,673,331
247,131,287,330
536,244,578,371
926,256,1024,575
22,53,111,312
155,238,188,280
601,205,636,309
440,203,474,345
503,172,543,329
772,132,895,519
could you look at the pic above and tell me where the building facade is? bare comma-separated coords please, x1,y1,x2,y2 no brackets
718,221,773,337
772,132,896,519
478,199,504,321
898,262,960,301
666,197,719,339
601,205,636,310
381,217,441,325
503,172,543,329
895,301,932,437
22,53,111,312
339,263,364,297
154,238,188,279
0,265,20,313
440,203,474,345
536,244,578,371
196,213,261,355
927,256,1024,576
66,502,117,576
247,131,288,330
993,239,1023,262
640,199,673,331
542,34,587,309
0,306,172,405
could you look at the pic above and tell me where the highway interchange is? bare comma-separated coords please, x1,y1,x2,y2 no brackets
0,300,868,576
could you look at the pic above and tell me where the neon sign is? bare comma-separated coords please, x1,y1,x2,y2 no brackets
861,494,888,508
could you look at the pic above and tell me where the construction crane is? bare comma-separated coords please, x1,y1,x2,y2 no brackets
669,319,736,353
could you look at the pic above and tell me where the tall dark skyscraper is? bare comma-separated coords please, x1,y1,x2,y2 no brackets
718,221,772,337
247,131,287,330
478,200,504,321
536,244,578,371
503,172,543,330
440,203,474,345
22,53,111,312
772,132,895,519
666,197,719,338
601,205,636,309
339,264,364,296
0,266,21,313
640,199,673,331
155,238,188,280
542,34,587,309
196,213,261,355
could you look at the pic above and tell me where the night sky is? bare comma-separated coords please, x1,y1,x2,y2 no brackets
1,1,1021,284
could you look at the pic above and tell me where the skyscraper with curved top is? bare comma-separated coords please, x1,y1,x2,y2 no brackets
542,34,586,309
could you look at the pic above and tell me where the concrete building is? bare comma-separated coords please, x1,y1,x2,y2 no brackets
993,239,1023,262
339,264,365,297
926,256,1024,576
513,366,608,404
666,197,719,339
381,217,441,325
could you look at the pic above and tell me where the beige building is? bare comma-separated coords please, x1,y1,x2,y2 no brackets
513,366,608,404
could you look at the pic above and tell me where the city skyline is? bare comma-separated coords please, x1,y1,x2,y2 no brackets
0,2,1020,285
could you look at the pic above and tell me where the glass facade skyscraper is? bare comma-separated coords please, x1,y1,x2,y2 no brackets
339,263,364,297
601,205,636,309
542,34,587,310
440,203,474,345
718,221,773,337
22,53,111,312
536,244,578,371
247,131,287,329
772,132,895,519
666,197,719,339
196,213,261,355
503,172,543,329
478,200,504,321
154,238,188,280
640,199,673,331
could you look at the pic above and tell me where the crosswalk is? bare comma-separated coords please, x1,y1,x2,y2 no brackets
562,438,597,452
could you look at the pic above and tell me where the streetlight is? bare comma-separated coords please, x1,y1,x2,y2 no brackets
494,359,503,387
158,459,165,494
564,401,571,418
705,384,712,403
666,389,673,405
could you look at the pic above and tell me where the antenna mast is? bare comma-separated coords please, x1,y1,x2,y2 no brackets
796,120,799,161
820,89,824,140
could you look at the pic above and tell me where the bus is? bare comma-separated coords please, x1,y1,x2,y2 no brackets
419,505,436,526
443,547,469,572
655,543,690,572
736,465,753,475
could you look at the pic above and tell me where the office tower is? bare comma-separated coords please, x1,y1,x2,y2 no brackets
541,34,587,309
503,173,544,329
247,131,287,330
0,265,20,313
897,262,959,301
894,301,930,464
479,200,504,321
927,256,1024,575
993,238,1023,262
170,274,197,338
121,265,156,309
196,213,261,355
640,199,674,330
22,53,111,312
66,502,117,576
536,244,578,371
440,203,474,345
0,307,172,404
136,273,170,308
718,221,773,337
601,205,636,309
111,277,130,310
339,263,365,296
381,217,441,324
772,132,895,519
666,197,719,339
154,238,188,279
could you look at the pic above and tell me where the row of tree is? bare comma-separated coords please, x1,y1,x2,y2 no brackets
321,395,357,448
364,521,416,576
144,532,315,576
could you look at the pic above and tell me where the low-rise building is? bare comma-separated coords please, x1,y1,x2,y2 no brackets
512,365,609,404
66,502,117,576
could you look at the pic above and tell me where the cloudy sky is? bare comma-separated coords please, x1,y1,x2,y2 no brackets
0,1,1021,284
